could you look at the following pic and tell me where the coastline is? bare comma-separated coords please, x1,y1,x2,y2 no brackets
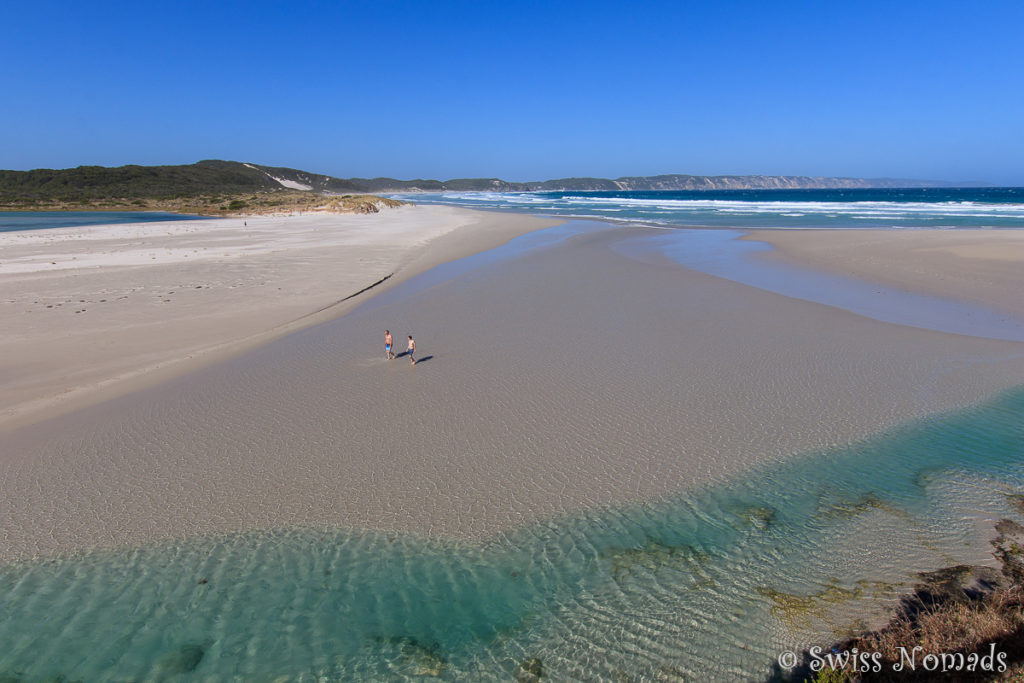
2,383,1022,680
3,210,1024,679
746,229,1024,319
0,205,560,431
2,218,1024,562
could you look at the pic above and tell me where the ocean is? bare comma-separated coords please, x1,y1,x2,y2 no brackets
387,187,1024,230
5,189,1024,234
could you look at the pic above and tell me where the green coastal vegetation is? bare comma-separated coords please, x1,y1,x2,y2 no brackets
0,189,403,216
0,160,960,217
0,160,404,215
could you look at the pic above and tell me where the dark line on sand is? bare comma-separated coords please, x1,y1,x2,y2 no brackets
340,273,394,304
301,273,394,320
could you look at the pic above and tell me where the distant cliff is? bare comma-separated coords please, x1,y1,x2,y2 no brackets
0,160,962,204
497,174,956,192
616,174,953,191
349,172,959,193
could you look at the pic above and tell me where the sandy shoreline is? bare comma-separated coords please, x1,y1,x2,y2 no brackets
2,217,1024,562
746,229,1024,319
0,206,559,430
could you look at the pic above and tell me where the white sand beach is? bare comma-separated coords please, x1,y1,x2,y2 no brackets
0,206,559,430
2,217,1024,562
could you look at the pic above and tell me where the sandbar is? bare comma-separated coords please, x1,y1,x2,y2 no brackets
746,229,1024,318
2,220,1024,562
0,206,559,430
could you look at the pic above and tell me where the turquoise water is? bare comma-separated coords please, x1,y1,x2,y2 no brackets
3,386,1023,680
0,211,211,233
387,187,1024,229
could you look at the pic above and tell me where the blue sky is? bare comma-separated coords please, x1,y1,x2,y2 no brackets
2,1,1022,184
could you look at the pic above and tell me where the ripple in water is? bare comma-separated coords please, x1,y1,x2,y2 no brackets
2,387,1023,680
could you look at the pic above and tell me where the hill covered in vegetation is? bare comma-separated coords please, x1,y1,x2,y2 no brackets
0,160,959,212
0,160,355,203
0,161,405,215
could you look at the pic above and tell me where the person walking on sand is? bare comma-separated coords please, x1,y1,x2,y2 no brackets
407,335,416,365
384,330,394,360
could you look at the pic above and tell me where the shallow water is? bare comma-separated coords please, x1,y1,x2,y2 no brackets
615,228,1024,343
359,220,599,314
0,211,210,233
3,386,1023,681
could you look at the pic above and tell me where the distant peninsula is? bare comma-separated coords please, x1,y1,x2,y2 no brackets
0,160,965,215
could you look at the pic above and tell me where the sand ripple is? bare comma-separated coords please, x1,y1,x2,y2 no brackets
3,223,1024,562
2,388,1023,679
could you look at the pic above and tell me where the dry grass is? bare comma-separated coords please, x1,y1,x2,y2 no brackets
854,585,1024,659
789,522,1024,682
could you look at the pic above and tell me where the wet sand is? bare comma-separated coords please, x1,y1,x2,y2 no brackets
0,206,558,429
2,221,1024,562
747,229,1024,318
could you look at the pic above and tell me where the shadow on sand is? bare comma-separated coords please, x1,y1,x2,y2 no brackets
394,352,433,364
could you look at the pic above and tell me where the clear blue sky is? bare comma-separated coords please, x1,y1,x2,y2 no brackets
2,0,1022,184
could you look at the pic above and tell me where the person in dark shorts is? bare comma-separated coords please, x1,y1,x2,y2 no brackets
407,335,416,365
